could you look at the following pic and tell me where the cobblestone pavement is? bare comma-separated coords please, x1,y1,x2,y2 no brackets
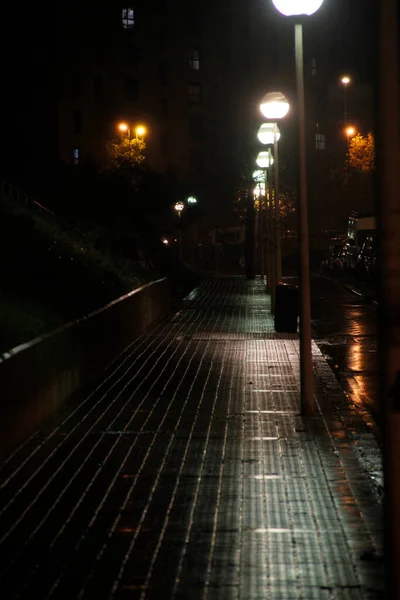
0,278,383,599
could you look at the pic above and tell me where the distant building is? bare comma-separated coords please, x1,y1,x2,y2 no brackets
54,1,282,208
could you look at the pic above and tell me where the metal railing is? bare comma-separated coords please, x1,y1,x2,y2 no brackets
0,179,56,217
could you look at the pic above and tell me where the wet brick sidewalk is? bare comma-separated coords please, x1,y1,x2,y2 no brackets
0,278,383,599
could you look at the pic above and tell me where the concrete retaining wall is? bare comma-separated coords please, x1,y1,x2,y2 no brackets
0,278,170,462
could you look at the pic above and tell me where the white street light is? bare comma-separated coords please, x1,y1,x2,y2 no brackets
259,93,288,308
272,0,323,16
187,196,197,204
271,0,325,416
256,151,274,169
253,169,265,183
260,92,289,120
257,123,281,145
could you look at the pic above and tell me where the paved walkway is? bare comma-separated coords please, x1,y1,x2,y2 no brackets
0,279,383,599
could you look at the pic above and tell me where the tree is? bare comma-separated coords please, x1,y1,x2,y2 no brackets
348,132,375,173
104,136,146,173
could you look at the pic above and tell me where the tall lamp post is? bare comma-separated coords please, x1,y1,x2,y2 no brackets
341,75,350,124
174,201,184,260
259,92,289,303
253,167,268,280
271,0,325,415
256,151,274,305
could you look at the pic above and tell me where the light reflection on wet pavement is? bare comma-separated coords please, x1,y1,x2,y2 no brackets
310,275,378,424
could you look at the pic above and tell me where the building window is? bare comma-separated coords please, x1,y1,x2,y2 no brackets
73,148,80,164
122,8,134,29
316,132,325,150
124,77,138,101
188,49,200,70
71,110,82,134
188,83,202,104
189,117,203,139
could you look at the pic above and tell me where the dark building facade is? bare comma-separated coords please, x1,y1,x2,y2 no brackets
54,1,280,210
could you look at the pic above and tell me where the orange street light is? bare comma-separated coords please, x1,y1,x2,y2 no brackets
135,125,147,137
345,126,356,151
341,75,350,85
118,122,129,133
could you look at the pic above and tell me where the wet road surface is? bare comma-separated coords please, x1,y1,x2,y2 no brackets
310,274,378,426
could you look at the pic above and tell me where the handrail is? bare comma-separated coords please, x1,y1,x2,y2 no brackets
0,179,56,217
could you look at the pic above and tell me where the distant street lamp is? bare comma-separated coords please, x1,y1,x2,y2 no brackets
256,150,274,290
341,75,351,124
117,122,147,158
259,91,289,307
260,92,289,120
174,201,185,260
345,125,356,146
256,151,274,169
257,122,281,145
174,201,184,217
187,196,197,204
271,0,326,415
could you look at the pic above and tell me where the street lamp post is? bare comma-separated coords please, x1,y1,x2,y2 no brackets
253,169,266,281
341,75,350,124
259,92,289,309
256,151,274,303
272,0,325,415
174,201,185,261
118,122,147,160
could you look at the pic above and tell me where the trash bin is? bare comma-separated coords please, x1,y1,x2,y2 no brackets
274,283,298,333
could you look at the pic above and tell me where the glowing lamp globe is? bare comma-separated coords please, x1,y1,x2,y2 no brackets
253,170,265,183
260,92,289,120
272,0,324,17
257,123,281,145
174,201,184,213
256,152,274,169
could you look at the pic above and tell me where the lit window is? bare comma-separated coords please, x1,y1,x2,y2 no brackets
188,83,201,104
122,8,134,29
188,49,200,70
316,133,325,150
73,148,79,164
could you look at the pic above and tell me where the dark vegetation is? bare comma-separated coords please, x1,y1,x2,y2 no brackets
0,163,202,354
